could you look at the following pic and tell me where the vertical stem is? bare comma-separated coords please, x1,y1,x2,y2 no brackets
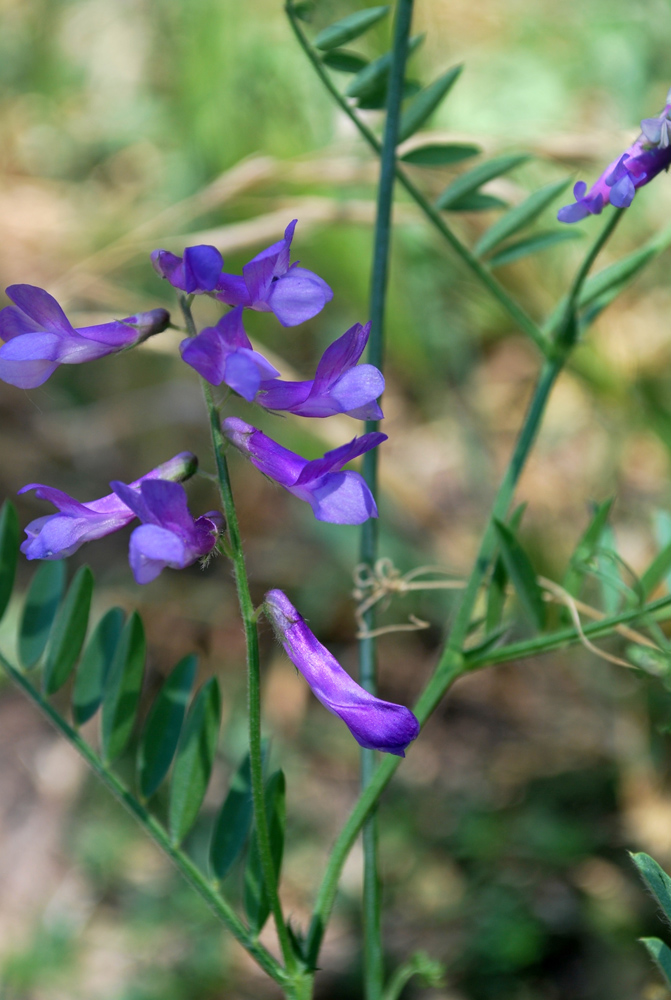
178,296,296,976
359,3,414,998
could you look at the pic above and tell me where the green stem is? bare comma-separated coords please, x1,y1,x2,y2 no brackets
359,2,415,997
0,653,287,987
179,296,296,976
285,2,549,357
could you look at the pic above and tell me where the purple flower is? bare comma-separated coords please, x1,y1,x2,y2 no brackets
109,479,223,584
151,245,223,294
257,322,384,420
215,220,333,327
222,417,385,524
558,91,671,223
0,285,170,389
179,306,280,400
19,453,198,560
264,590,420,756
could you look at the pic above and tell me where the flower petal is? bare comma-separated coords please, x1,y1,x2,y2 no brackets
180,327,227,384
6,285,75,335
298,470,379,524
222,417,306,486
295,431,387,485
129,524,188,584
267,267,334,327
313,322,369,389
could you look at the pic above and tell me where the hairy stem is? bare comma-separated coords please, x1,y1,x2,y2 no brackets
358,2,415,997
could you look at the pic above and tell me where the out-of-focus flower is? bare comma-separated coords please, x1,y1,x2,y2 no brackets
264,589,420,756
558,90,671,222
151,245,223,294
180,306,280,400
257,322,384,419
0,285,169,389
222,417,385,524
110,479,223,585
19,453,198,560
215,220,333,326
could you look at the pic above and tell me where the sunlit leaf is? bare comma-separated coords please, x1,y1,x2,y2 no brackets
321,49,369,73
43,565,93,695
210,751,255,880
101,612,146,764
0,501,19,624
345,34,423,99
314,6,389,51
487,230,582,268
244,769,286,934
398,64,463,143
138,654,198,800
169,677,221,846
436,154,529,210
493,520,545,630
475,179,571,257
631,852,671,927
73,607,125,726
641,937,671,988
18,560,66,669
400,142,480,166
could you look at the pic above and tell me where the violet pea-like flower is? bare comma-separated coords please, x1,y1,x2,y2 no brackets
215,220,333,327
180,306,280,400
0,284,170,389
558,89,671,223
110,479,223,585
264,590,420,756
222,417,385,525
257,321,384,420
19,452,198,560
151,244,224,295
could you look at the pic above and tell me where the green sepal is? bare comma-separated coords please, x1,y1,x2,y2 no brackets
487,230,583,269
475,179,571,257
210,751,255,880
101,611,146,764
18,560,66,669
0,501,19,624
493,519,545,631
314,6,389,51
398,64,463,143
400,142,480,167
138,653,198,800
436,154,529,210
43,565,93,695
244,769,286,934
72,607,125,726
168,677,221,846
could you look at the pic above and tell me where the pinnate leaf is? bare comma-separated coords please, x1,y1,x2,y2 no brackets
138,654,198,800
314,6,389,51
101,611,145,763
244,769,286,934
398,64,463,143
43,565,93,695
73,607,125,726
210,751,255,880
19,560,66,669
169,677,221,845
493,519,545,630
436,154,529,210
0,501,19,624
475,179,571,257
400,142,480,166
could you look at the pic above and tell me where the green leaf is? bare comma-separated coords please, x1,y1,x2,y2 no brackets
562,498,614,598
632,852,671,926
475,179,571,257
579,246,659,309
291,0,315,21
493,520,545,630
487,230,582,268
398,64,463,143
641,937,671,988
0,501,19,624
210,752,255,880
641,541,671,600
486,503,527,631
43,565,93,695
596,527,623,616
400,142,480,166
138,654,198,800
321,49,369,73
345,34,423,99
101,612,146,764
72,607,125,726
245,769,286,934
314,6,389,51
169,677,221,846
446,192,508,212
18,560,66,669
356,78,420,111
436,154,529,210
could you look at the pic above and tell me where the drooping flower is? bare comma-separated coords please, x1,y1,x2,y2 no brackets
222,417,385,524
257,321,384,420
110,479,223,584
151,245,223,294
0,285,170,389
558,90,671,223
215,220,333,326
180,306,280,400
264,590,420,756
19,453,198,560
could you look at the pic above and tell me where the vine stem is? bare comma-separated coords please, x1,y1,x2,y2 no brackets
358,2,415,997
178,295,297,978
285,2,549,357
0,653,288,987
304,208,623,967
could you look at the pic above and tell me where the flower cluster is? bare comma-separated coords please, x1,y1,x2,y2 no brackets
558,89,671,222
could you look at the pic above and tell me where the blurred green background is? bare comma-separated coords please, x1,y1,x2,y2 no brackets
3,0,671,997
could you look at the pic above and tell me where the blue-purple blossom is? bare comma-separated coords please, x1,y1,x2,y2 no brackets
180,306,280,400
110,479,223,585
19,452,198,560
558,91,671,222
0,285,170,389
151,245,223,294
257,321,384,420
222,417,385,524
264,590,420,756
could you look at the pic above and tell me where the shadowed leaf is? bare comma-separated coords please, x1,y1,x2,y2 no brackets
18,560,66,669
401,142,480,166
0,501,19,624
345,34,423,100
493,519,545,631
563,498,614,598
73,607,125,726
101,612,145,764
244,769,286,934
398,64,463,143
138,653,198,800
436,154,529,210
169,677,221,845
210,751,255,880
486,504,527,632
321,49,368,73
43,565,93,695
